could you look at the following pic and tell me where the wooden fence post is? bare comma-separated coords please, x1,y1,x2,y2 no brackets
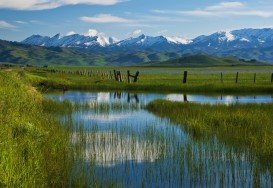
113,70,118,81
235,72,239,83
183,71,188,84
133,71,140,83
221,72,223,83
271,73,273,83
127,70,130,83
118,71,122,82
254,73,256,83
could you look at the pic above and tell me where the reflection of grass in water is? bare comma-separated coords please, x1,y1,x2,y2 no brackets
179,140,268,187
147,100,273,174
71,123,169,166
71,101,144,114
69,121,170,187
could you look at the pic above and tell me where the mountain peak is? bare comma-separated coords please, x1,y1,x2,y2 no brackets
52,33,62,39
21,28,273,54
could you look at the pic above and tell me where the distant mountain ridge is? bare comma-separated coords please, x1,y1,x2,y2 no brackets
22,28,273,50
141,54,267,67
21,28,273,63
0,39,183,66
22,32,190,50
1,39,268,67
22,33,119,48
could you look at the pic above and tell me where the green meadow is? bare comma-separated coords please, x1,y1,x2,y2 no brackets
1,66,273,186
20,66,273,94
0,71,72,187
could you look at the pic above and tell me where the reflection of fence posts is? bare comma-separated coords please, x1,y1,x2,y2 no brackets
182,71,188,84
183,94,188,102
127,70,140,83
127,93,139,103
235,72,239,83
114,92,122,99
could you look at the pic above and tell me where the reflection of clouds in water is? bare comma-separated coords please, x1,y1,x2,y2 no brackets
46,92,110,103
82,114,130,122
166,94,273,105
97,92,110,102
46,91,273,105
72,132,166,167
166,94,185,102
220,96,235,105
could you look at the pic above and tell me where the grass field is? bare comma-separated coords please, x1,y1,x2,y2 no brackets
1,65,273,185
147,100,273,172
17,66,273,94
0,71,72,187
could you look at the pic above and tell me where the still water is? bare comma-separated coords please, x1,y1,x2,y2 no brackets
46,91,273,187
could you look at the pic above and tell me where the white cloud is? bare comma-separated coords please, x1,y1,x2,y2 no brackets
80,14,131,23
228,10,273,17
132,29,142,35
0,20,16,29
153,2,273,18
0,0,125,10
15,20,28,24
206,2,244,11
180,10,216,17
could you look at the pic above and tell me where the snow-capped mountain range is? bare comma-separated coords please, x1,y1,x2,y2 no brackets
22,32,190,49
22,33,118,48
22,28,273,54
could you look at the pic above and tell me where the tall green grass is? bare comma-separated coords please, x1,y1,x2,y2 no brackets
24,67,273,94
147,100,273,172
0,71,71,187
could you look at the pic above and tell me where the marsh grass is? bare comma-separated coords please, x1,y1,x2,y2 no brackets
0,71,72,187
147,100,273,172
23,67,273,94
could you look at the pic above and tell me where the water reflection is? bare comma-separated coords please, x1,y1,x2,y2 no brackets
46,91,273,187
46,91,273,105
72,131,167,167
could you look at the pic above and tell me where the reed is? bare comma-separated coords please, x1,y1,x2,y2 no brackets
147,100,273,172
0,71,72,187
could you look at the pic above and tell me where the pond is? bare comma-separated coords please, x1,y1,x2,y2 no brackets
46,91,273,187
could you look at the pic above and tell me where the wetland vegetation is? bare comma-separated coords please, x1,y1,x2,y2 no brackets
20,66,273,94
0,71,71,187
1,66,273,186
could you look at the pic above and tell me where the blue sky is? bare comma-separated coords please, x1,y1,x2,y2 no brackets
1,0,273,41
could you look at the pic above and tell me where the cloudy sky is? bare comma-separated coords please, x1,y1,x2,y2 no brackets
1,0,273,41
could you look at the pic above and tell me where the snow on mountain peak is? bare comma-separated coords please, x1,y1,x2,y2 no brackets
84,29,99,37
165,36,192,44
66,31,76,36
224,31,235,41
21,28,273,51
217,31,235,42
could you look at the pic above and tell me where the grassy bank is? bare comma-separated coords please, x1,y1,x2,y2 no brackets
0,71,71,187
19,66,273,94
147,100,273,171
